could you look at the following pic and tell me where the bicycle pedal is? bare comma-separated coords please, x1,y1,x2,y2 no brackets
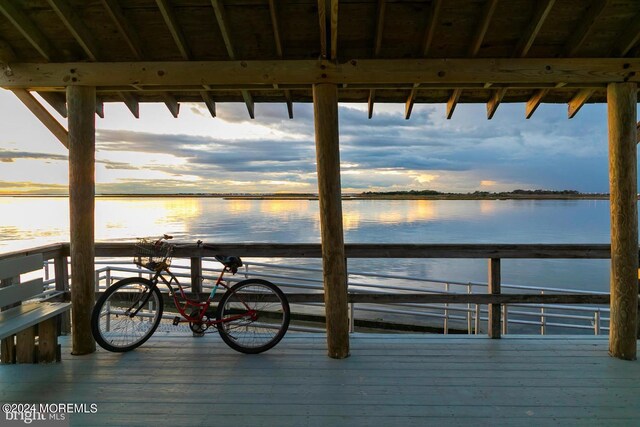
172,316,181,326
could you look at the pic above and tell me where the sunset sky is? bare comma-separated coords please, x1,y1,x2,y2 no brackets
0,88,616,195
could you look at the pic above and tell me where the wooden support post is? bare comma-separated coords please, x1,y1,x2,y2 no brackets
54,254,71,334
67,85,96,356
1,276,18,364
16,326,36,363
607,82,638,360
190,257,202,293
313,83,349,359
38,317,58,363
488,258,501,338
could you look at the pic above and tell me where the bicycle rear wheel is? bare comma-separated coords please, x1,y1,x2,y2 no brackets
91,277,164,352
216,279,290,354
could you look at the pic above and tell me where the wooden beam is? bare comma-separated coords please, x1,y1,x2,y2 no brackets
403,0,442,119
3,59,640,88
100,0,144,59
211,0,254,118
486,87,507,119
95,98,104,119
607,82,638,360
46,0,101,61
568,88,595,118
156,0,192,60
637,121,640,143
446,88,462,119
118,91,139,118
610,11,640,57
200,91,216,117
405,83,419,120
367,0,386,118
488,0,554,118
37,92,67,118
162,93,180,118
268,0,293,118
564,0,608,57
420,0,442,57
211,0,236,59
0,1,56,61
525,89,549,119
318,0,328,59
513,0,555,58
330,0,339,60
469,0,498,57
313,83,349,359
11,89,68,148
67,85,96,356
449,0,498,119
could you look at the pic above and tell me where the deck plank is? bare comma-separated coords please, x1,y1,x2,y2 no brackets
1,333,639,426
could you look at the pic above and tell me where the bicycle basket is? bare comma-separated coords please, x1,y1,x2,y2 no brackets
134,238,173,271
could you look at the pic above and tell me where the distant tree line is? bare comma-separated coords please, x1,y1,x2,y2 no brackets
360,189,584,196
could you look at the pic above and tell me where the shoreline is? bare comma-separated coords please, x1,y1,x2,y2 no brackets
0,194,612,201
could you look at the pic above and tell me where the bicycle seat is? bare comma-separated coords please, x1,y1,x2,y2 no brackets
215,255,243,273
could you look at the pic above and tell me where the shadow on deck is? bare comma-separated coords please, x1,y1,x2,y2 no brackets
1,333,640,426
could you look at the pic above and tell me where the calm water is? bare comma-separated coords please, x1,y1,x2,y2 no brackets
0,197,614,292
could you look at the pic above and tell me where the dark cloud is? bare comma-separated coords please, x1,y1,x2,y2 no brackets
0,150,68,162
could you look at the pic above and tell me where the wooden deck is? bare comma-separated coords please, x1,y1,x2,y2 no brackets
1,333,640,426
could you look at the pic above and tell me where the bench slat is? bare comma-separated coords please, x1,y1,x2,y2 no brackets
0,254,43,280
0,279,44,308
0,302,71,340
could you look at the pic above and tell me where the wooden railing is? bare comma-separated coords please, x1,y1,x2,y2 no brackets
0,242,623,338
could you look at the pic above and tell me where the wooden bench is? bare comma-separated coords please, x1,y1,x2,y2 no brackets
0,254,71,363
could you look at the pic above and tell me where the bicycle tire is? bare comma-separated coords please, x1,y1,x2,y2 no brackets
91,277,164,352
216,279,290,354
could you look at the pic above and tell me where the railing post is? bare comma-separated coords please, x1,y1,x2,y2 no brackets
502,304,508,335
594,309,601,335
444,282,449,334
474,304,480,335
488,258,501,338
190,257,202,294
54,255,71,335
466,283,472,334
540,291,546,335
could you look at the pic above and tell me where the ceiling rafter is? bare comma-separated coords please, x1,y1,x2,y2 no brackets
367,0,386,119
268,0,293,119
317,0,339,60
447,0,498,120
200,90,216,117
211,0,255,119
0,1,56,61
46,0,101,61
0,39,17,64
156,0,192,60
103,0,181,118
513,0,555,58
486,0,555,119
610,10,640,57
528,0,608,119
564,0,608,57
405,0,442,120
119,91,139,118
568,88,596,119
100,0,144,59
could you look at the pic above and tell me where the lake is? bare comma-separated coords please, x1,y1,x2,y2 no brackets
0,196,616,292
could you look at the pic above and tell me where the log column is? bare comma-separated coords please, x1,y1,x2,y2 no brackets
607,82,638,360
313,83,349,359
67,85,96,355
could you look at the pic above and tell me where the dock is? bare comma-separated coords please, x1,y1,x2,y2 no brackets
2,333,639,426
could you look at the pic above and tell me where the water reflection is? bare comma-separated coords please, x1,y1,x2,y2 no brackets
1,197,614,292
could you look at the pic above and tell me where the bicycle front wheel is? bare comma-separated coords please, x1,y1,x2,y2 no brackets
91,277,164,352
216,279,290,354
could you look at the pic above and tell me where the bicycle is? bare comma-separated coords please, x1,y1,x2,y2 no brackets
90,235,290,354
